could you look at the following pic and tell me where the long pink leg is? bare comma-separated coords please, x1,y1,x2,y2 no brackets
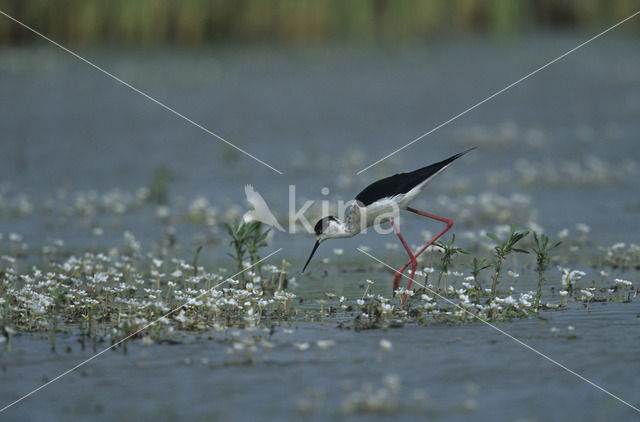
391,220,418,300
391,207,453,304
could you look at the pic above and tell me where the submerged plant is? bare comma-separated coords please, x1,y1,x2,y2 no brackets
532,232,562,310
487,224,529,299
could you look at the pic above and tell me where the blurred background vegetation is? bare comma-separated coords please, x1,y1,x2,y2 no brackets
0,0,638,45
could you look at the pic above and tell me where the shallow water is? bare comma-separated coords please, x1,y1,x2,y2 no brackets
1,33,640,420
2,300,639,421
1,34,639,255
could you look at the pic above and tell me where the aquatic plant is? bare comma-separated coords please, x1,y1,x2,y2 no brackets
224,220,271,285
434,235,468,293
1,183,637,356
532,232,561,310
466,257,489,291
487,224,529,299
341,374,402,415
614,278,633,302
377,339,392,362
603,242,640,270
148,165,173,205
191,245,203,277
559,267,587,292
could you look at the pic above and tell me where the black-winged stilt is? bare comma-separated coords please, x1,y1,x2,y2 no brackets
302,148,476,303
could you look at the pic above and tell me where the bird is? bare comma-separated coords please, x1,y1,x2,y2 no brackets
302,147,476,303
242,184,285,231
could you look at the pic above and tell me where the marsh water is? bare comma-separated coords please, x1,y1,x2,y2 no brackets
1,34,640,420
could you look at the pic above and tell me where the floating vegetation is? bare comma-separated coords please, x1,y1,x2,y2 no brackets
431,192,537,226
0,221,638,349
0,175,638,361
602,242,640,270
454,120,547,149
0,248,297,345
513,156,637,188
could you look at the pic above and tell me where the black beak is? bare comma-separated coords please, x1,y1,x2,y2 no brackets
302,240,321,273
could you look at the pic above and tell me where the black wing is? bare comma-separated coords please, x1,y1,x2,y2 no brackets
354,148,476,206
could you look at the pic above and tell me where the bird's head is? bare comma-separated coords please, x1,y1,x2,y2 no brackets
302,216,342,273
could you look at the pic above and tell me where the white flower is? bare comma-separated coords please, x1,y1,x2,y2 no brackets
9,233,23,242
518,295,532,307
175,309,190,324
294,342,310,351
316,340,335,350
560,267,586,288
156,205,170,219
576,223,590,234
379,339,392,351
615,278,632,287
580,289,593,299
395,287,413,296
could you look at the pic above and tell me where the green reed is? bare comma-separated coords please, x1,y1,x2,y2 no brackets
1,0,636,46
